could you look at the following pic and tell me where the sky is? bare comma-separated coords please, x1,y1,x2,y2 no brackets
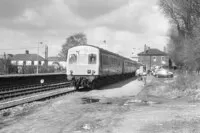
0,0,170,58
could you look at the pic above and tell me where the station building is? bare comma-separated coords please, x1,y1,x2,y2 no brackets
138,45,169,70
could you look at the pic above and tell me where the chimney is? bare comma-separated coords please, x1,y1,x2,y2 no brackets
25,50,29,54
144,44,147,52
163,46,167,53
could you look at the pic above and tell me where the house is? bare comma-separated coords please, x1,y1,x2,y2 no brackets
11,50,45,66
138,45,169,70
48,56,66,69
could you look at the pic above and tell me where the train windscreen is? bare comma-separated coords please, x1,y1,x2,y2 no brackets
69,53,97,65
78,54,88,64
69,54,77,64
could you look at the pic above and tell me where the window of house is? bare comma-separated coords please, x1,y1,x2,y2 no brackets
88,54,96,64
23,61,26,66
38,61,41,65
11,60,16,65
31,61,34,65
69,54,77,64
161,56,165,61
153,56,156,62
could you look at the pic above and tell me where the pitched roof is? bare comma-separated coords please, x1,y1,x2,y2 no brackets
48,56,66,61
138,48,167,56
11,54,45,61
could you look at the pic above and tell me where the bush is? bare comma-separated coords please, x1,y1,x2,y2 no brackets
17,65,57,74
141,72,200,100
171,73,199,91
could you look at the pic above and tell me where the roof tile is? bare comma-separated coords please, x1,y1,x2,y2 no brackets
11,54,45,61
138,49,167,56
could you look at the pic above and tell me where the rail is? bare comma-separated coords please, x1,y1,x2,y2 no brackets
0,81,74,110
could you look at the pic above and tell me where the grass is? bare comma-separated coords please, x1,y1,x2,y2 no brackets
138,72,200,101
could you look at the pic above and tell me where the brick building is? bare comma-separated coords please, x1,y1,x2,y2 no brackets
138,46,169,70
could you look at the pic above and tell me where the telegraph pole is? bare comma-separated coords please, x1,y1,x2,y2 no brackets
36,42,43,74
45,45,48,67
36,43,39,74
4,52,7,74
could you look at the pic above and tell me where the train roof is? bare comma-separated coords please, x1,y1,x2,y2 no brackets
69,44,137,63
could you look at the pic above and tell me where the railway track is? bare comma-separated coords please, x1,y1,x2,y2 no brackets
0,81,75,110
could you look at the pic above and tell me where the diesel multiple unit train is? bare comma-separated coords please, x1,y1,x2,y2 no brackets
66,45,140,89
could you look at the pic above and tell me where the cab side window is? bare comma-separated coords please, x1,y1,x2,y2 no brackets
88,54,96,64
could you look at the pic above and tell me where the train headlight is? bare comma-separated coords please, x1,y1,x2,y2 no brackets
88,75,95,81
92,70,96,75
87,70,91,74
70,70,73,75
67,75,73,80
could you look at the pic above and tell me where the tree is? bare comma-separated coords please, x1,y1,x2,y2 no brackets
59,33,87,59
159,0,200,69
160,0,200,38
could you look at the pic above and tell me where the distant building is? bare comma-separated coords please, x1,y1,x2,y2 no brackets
138,45,169,70
11,50,45,66
48,56,66,69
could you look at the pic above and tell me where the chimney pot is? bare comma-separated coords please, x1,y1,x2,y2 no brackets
144,44,147,52
25,50,29,54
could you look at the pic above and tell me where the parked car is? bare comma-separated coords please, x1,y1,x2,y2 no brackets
154,68,173,78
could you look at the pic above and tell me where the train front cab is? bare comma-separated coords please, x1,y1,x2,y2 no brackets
66,46,100,89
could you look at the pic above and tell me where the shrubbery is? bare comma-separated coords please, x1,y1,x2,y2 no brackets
16,65,66,74
142,72,200,101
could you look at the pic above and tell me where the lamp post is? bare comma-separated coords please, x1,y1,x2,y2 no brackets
36,42,43,74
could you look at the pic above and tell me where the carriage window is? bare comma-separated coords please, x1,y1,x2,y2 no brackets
88,54,96,64
102,55,108,65
69,54,77,64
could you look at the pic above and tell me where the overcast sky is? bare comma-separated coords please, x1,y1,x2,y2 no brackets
0,0,169,58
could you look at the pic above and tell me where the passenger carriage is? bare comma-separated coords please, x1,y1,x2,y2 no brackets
66,45,138,89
